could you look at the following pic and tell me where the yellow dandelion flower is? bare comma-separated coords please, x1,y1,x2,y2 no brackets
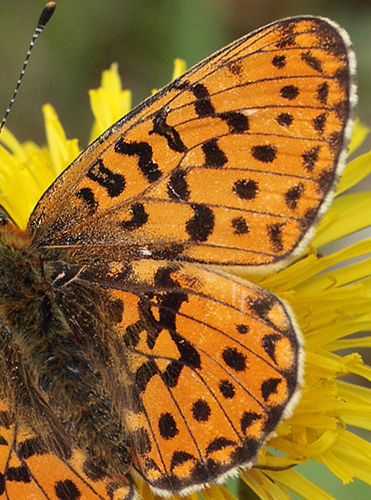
0,63,370,500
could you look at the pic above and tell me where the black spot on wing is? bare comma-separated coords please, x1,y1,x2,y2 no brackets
329,131,342,152
206,437,236,455
6,464,31,483
300,50,323,73
0,472,4,495
17,437,47,459
154,266,179,289
159,413,179,440
285,183,304,210
267,223,284,253
121,203,148,230
277,113,293,127
232,216,250,235
226,60,243,75
261,378,282,402
313,113,327,134
87,159,125,197
302,146,320,171
202,138,227,167
170,451,196,471
158,291,187,330
249,296,274,321
160,361,183,389
334,100,348,120
54,479,81,500
186,204,215,242
317,82,329,104
251,144,277,163
171,332,201,370
219,380,235,399
115,138,162,183
275,23,297,48
301,207,317,231
150,108,186,153
76,187,98,214
192,399,211,422
218,111,249,133
134,360,158,395
317,168,335,194
240,412,262,434
167,170,190,200
236,323,249,334
262,334,281,363
233,179,258,200
280,85,299,100
222,347,247,372
150,243,184,261
191,83,215,117
272,54,286,68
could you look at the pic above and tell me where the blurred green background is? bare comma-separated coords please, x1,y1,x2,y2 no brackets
0,0,371,147
0,1,370,499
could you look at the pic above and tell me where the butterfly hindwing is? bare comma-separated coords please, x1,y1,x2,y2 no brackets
50,259,302,494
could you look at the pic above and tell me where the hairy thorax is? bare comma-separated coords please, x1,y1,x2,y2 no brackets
0,221,131,477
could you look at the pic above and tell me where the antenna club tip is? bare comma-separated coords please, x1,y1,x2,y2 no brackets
38,2,56,28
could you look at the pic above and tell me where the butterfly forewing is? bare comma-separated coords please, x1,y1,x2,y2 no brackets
29,17,355,268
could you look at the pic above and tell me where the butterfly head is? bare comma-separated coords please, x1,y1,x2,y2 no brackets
0,207,14,227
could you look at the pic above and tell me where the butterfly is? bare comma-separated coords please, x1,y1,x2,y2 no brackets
0,15,356,500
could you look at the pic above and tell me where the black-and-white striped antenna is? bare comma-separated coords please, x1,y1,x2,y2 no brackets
0,2,56,135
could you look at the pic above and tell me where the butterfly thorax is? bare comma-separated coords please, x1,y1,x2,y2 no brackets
0,221,132,477
0,223,49,334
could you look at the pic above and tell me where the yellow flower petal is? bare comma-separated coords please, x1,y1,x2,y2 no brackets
89,62,132,141
172,58,187,79
348,118,370,155
0,128,54,227
43,103,80,176
312,192,371,248
242,469,292,500
331,429,371,484
265,469,337,500
337,149,371,194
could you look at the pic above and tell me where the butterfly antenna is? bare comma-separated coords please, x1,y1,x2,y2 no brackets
0,2,56,135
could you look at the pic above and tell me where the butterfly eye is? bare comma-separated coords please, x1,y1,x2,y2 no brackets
0,207,13,226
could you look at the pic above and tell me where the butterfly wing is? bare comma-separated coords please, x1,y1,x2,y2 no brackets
19,14,355,498
28,17,356,267
0,400,134,500
50,259,302,494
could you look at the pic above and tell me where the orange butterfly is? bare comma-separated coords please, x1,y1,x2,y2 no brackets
0,15,356,500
